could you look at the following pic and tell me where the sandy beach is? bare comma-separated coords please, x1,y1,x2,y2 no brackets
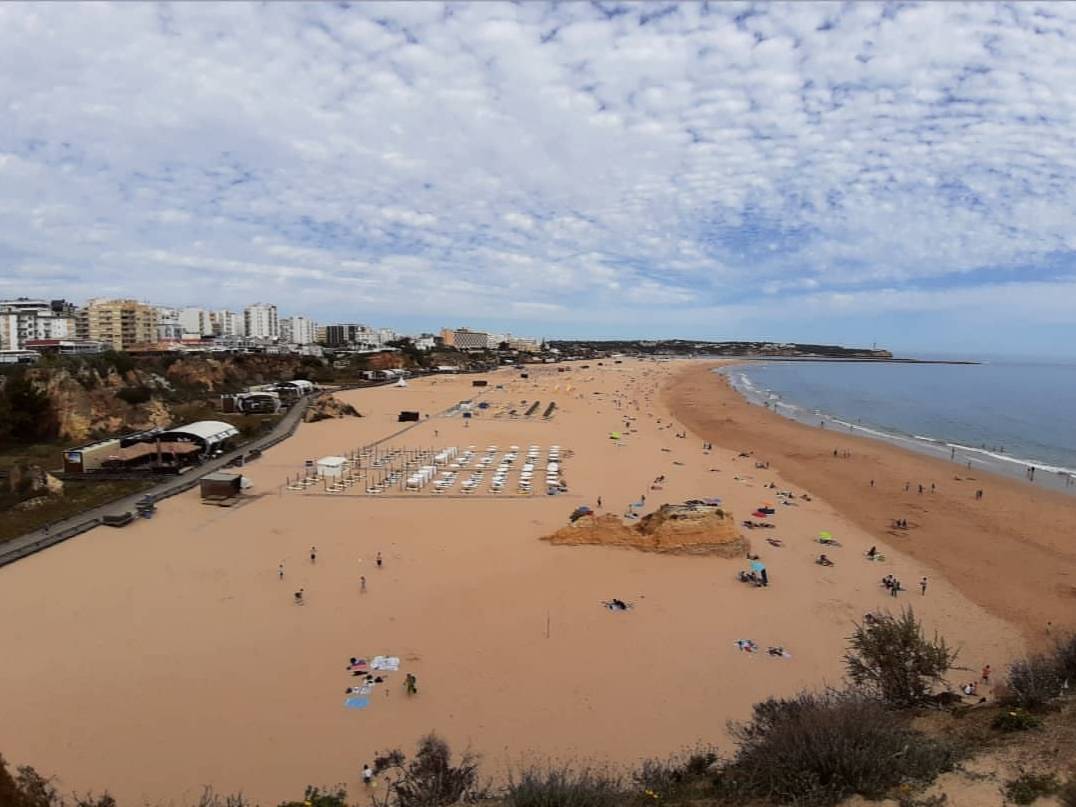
0,360,1030,804
666,362,1076,644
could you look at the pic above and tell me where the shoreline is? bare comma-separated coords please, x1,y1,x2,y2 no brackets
720,362,1076,494
663,361,1076,644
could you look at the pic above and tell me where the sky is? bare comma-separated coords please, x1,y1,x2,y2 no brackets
1,2,1075,356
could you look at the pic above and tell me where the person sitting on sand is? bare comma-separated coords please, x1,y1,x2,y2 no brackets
816,554,834,567
610,598,628,610
293,588,304,604
767,646,786,657
404,673,418,695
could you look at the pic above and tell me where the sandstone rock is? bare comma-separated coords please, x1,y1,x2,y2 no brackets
8,464,64,498
542,503,746,557
303,394,361,423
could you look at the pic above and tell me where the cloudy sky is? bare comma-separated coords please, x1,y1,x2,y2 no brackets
2,2,1075,355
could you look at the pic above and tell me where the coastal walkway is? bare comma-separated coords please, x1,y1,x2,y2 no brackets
0,396,314,569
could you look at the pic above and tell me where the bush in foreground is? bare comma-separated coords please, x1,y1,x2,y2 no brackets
844,607,957,707
371,733,483,807
715,690,959,806
503,764,627,807
1002,771,1059,805
1001,654,1067,710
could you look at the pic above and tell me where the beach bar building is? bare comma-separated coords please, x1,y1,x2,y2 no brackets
156,421,240,459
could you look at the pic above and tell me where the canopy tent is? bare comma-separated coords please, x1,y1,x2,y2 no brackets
317,456,347,478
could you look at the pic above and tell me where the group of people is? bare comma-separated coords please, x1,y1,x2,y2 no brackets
288,549,385,604
892,518,909,529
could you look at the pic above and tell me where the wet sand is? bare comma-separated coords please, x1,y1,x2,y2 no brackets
664,362,1076,643
0,360,1024,804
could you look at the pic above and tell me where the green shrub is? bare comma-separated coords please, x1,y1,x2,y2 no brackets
991,708,1042,732
1003,771,1059,805
844,608,956,707
716,690,958,806
277,785,347,807
1001,655,1065,710
632,747,718,802
503,764,626,807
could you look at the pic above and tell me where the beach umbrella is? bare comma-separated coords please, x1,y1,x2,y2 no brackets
819,531,832,540
610,432,621,440
750,561,766,573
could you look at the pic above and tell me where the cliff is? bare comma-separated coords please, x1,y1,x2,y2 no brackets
0,354,314,445
542,503,747,557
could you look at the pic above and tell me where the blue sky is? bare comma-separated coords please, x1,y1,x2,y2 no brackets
1,2,1075,356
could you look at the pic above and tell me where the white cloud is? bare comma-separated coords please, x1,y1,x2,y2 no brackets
0,1,1075,351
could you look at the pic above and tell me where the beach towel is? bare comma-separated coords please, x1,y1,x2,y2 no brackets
371,656,401,671
345,697,370,710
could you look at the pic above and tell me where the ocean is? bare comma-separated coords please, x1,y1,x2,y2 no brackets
721,359,1076,494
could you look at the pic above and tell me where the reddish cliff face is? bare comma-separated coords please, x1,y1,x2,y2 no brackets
543,504,747,557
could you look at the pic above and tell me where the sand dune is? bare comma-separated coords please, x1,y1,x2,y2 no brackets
0,360,1024,804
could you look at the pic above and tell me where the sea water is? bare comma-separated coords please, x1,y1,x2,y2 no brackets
720,359,1076,494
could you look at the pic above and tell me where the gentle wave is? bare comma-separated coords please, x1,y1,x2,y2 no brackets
719,365,1076,480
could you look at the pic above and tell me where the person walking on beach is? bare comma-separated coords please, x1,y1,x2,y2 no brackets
404,673,418,695
310,546,317,563
376,551,383,569
360,575,367,593
981,664,992,684
362,764,374,786
597,496,602,508
920,577,928,596
869,479,874,488
975,489,983,500
905,482,910,492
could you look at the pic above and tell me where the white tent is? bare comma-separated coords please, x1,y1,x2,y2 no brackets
317,456,347,478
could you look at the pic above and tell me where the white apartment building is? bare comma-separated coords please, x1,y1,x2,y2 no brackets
377,328,398,346
0,299,73,350
281,315,317,345
244,303,279,340
211,309,244,337
178,307,213,337
155,307,184,341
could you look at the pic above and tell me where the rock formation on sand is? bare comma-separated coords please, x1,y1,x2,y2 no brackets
543,503,746,557
303,394,361,423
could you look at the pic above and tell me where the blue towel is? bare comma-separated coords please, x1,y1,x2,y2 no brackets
345,697,370,710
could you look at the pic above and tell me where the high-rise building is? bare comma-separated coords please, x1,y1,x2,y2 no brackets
178,307,213,337
281,316,317,345
377,328,398,346
80,299,159,351
210,310,244,337
244,303,279,340
314,325,328,345
0,298,75,350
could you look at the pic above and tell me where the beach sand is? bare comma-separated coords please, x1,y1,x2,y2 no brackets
0,360,1027,804
665,362,1076,643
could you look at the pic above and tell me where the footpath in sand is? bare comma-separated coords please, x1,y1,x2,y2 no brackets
0,360,1024,805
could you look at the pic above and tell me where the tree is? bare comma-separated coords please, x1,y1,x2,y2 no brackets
0,372,55,443
844,607,956,707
